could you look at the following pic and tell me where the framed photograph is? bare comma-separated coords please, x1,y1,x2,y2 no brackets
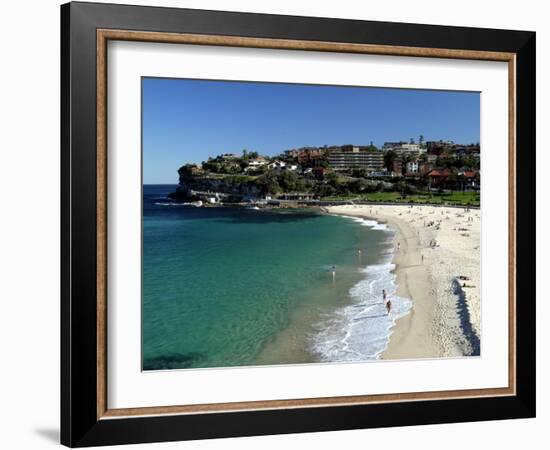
61,1,536,447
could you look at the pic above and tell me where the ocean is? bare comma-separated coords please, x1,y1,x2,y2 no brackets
142,185,411,370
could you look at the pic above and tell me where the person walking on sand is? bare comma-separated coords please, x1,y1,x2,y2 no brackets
382,289,391,315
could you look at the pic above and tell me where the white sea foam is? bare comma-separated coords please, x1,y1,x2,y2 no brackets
331,214,389,231
154,202,190,206
311,222,412,362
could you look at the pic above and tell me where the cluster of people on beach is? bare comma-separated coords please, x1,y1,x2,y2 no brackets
328,205,479,321
424,219,441,229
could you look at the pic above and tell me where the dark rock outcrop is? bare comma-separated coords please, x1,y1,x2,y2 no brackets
169,165,263,202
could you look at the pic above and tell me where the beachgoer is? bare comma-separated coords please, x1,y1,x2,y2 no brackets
382,289,387,302
421,254,424,264
386,298,392,315
397,242,401,251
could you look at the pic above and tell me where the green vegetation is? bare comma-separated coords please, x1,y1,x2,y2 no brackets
435,155,480,171
176,142,480,206
322,191,480,206
255,170,313,195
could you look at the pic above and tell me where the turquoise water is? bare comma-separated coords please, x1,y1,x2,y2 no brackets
142,185,395,370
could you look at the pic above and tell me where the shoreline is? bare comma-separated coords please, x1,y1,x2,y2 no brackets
328,207,443,359
326,204,481,360
252,214,390,366
378,211,443,359
149,196,480,365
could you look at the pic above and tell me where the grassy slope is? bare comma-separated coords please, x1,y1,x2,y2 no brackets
322,191,480,206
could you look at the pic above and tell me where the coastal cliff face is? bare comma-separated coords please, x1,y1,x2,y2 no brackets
170,167,263,201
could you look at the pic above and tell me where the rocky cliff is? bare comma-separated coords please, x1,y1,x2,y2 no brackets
169,169,263,202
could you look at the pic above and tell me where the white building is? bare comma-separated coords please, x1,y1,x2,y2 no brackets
268,160,286,170
393,143,426,155
384,143,426,156
406,160,419,173
246,158,267,168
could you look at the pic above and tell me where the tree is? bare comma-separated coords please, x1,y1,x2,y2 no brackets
394,180,406,195
247,165,267,175
202,160,222,173
349,179,368,194
256,172,281,195
241,150,259,160
326,172,340,189
219,163,240,174
463,156,480,170
351,168,368,178
446,171,458,190
317,158,330,168
294,177,307,192
316,184,336,197
278,170,300,192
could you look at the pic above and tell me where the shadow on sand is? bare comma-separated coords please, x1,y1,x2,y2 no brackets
452,279,481,356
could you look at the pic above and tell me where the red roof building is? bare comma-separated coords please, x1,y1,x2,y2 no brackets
461,170,477,179
427,169,451,187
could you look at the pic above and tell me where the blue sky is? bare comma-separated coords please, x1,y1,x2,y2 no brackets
142,77,480,184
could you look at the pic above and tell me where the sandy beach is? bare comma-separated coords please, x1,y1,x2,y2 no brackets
326,204,481,360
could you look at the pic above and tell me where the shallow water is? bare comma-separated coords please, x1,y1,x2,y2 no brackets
142,185,409,370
